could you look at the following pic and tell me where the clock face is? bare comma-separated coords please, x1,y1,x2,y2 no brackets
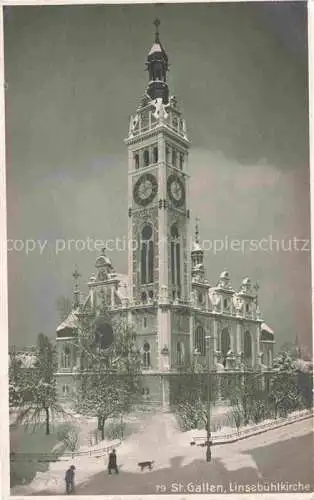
167,174,185,207
133,173,158,206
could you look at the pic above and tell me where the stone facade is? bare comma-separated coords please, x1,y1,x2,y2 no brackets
55,24,275,406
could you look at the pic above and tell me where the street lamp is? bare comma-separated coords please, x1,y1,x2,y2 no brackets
205,335,214,462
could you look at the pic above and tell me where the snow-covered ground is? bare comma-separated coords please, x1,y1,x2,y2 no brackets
10,407,313,495
10,409,155,495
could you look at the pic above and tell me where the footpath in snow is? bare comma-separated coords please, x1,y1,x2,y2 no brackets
10,409,313,495
11,411,199,495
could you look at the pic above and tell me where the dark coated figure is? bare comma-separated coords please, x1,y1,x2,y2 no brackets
65,465,75,494
108,448,119,474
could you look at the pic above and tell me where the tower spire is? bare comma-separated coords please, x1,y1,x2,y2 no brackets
195,217,200,245
146,18,169,104
154,18,160,43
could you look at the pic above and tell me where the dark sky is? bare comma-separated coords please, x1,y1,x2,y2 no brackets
4,2,311,354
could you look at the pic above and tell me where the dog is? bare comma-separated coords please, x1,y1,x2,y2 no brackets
137,460,154,471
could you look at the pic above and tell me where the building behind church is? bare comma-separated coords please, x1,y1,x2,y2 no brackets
55,22,275,406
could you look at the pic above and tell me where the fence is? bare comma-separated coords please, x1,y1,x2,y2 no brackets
10,440,121,463
192,408,313,446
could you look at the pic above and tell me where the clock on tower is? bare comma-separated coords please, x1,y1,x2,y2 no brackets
167,174,186,207
133,173,158,206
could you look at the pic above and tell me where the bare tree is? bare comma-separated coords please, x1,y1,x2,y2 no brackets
16,333,65,435
75,317,142,441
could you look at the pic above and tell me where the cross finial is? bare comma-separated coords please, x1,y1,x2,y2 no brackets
72,266,81,282
154,18,160,42
72,265,81,308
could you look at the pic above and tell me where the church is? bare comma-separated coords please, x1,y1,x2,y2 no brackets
55,21,275,406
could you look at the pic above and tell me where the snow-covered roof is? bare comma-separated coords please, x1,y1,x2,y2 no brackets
56,310,79,333
11,352,37,368
261,322,274,335
149,42,163,55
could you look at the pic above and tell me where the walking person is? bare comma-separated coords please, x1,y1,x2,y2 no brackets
65,465,75,494
108,449,119,475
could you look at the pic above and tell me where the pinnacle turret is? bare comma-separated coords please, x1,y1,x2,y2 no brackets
72,266,81,309
191,217,205,282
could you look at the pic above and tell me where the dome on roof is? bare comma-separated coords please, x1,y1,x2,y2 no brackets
220,270,229,279
95,254,112,268
242,277,251,285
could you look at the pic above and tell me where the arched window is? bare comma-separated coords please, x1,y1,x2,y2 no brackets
144,149,149,166
141,387,150,398
172,149,177,167
268,348,273,367
198,292,204,305
221,328,230,367
143,342,151,368
141,225,154,284
134,153,139,170
153,146,158,163
179,153,184,170
176,341,185,365
155,66,162,80
170,224,181,289
141,291,147,303
244,331,252,366
62,384,69,395
61,345,71,369
194,326,205,355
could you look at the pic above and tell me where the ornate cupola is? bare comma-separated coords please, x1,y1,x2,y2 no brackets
239,276,253,295
95,248,114,282
217,270,233,290
146,19,169,104
191,218,205,282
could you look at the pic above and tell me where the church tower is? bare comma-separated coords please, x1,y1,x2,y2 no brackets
125,20,191,375
54,18,276,407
